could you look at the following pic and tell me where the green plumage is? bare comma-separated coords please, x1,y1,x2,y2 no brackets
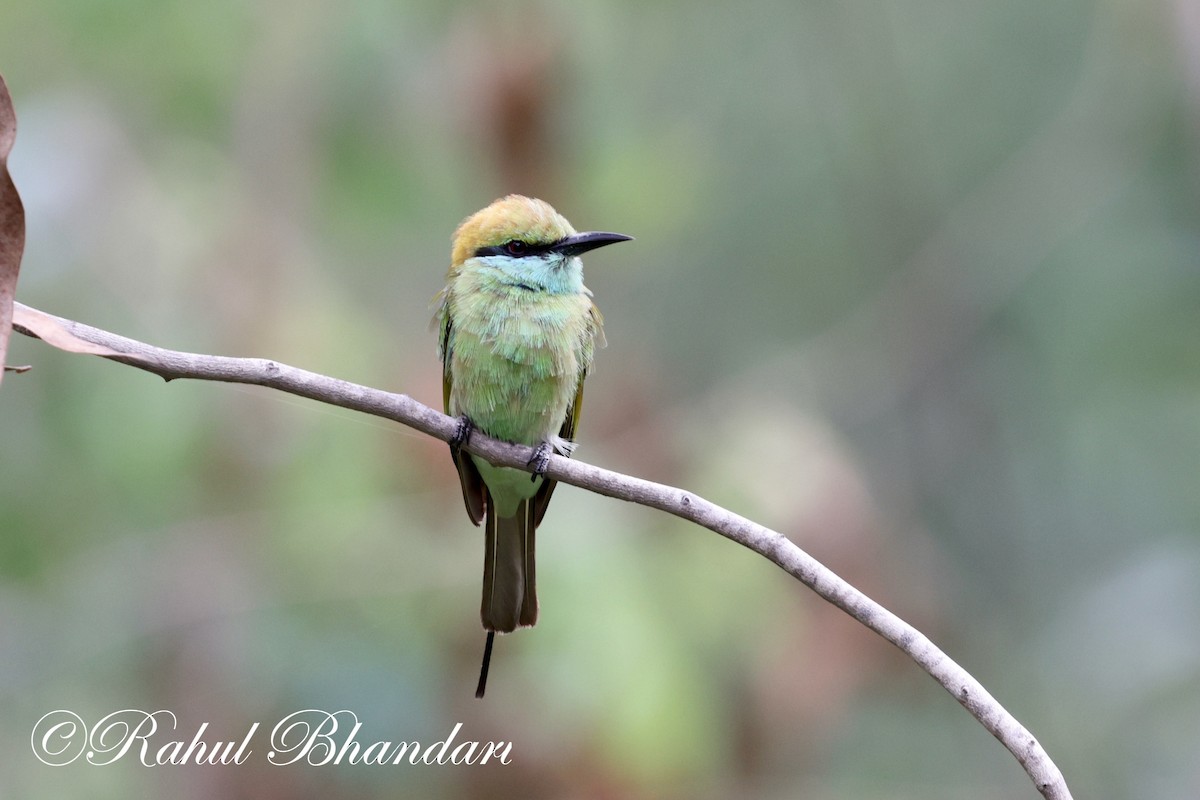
440,275,596,630
435,195,628,695
439,195,633,657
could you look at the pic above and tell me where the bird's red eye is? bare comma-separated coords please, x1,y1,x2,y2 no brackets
504,240,528,256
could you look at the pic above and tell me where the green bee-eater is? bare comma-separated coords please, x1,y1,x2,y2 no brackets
435,195,631,696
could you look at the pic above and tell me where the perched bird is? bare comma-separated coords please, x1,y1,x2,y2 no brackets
435,195,631,697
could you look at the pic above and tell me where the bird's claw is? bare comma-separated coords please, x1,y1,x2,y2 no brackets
527,442,552,482
451,416,474,450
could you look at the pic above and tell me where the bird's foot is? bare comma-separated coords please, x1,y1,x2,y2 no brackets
450,416,474,450
527,441,552,482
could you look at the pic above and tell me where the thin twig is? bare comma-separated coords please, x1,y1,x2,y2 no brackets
11,301,1073,800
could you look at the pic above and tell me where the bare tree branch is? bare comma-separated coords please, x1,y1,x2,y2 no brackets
11,300,1073,800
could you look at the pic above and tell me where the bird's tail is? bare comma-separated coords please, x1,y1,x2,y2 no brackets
481,496,538,633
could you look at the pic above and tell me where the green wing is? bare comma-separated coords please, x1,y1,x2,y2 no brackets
531,302,600,526
442,312,486,526
532,371,585,528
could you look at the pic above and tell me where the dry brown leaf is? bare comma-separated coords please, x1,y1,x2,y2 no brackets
0,74,26,389
12,304,124,358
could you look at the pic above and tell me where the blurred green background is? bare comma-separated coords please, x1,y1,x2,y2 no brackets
3,0,1199,797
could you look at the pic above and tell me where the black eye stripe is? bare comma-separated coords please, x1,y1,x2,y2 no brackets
474,240,557,258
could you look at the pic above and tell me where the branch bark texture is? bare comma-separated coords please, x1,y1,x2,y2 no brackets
12,301,1073,800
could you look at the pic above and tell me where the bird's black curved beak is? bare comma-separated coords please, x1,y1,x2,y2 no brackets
552,231,634,257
